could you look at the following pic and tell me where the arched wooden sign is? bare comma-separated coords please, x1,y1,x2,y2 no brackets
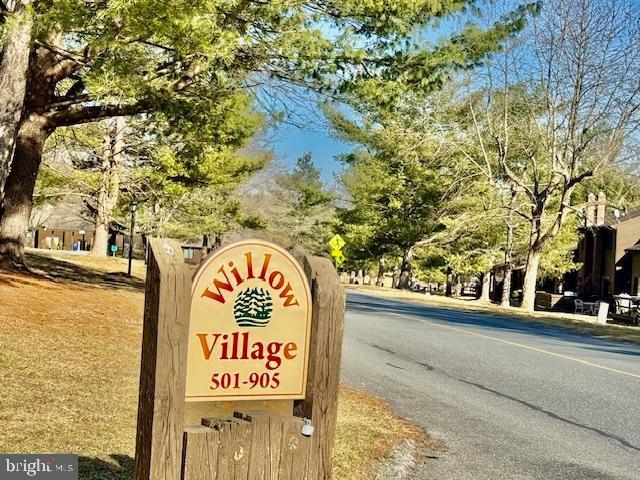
186,240,312,401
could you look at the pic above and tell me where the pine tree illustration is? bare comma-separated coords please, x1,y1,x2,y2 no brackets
234,288,273,327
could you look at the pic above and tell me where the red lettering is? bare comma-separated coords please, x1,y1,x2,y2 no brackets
231,332,239,359
284,342,298,359
197,332,300,370
269,270,285,290
279,282,299,307
258,253,272,280
244,251,254,279
196,333,222,360
229,261,244,285
201,265,234,303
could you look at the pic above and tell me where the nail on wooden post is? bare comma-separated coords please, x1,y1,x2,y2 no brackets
134,238,192,480
302,255,346,480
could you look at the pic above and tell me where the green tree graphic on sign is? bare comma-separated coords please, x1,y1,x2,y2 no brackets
234,288,273,327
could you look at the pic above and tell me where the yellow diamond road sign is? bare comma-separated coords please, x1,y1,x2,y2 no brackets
329,234,345,251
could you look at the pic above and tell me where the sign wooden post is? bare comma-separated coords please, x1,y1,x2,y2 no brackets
134,238,345,480
302,256,346,480
134,238,192,480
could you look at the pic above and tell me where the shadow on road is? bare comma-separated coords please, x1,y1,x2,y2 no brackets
347,292,640,358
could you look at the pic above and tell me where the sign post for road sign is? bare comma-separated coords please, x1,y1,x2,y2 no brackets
328,234,346,268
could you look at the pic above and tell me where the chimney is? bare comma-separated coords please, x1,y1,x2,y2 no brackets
596,191,606,226
586,193,595,226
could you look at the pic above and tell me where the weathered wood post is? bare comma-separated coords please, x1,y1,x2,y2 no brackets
135,238,192,480
134,239,345,480
303,255,346,480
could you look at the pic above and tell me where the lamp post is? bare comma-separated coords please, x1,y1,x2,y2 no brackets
128,200,138,277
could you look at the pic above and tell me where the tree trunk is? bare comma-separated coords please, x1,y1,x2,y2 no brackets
501,265,513,307
375,255,386,286
501,187,516,307
92,117,125,257
93,215,110,257
0,3,33,198
445,271,453,297
0,116,49,266
396,248,414,290
521,249,542,311
479,270,491,302
454,276,462,297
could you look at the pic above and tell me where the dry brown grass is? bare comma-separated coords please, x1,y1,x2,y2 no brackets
333,387,438,480
0,266,142,478
25,248,147,279
0,253,427,479
349,285,640,345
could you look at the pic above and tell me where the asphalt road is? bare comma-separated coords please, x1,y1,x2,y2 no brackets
341,291,640,480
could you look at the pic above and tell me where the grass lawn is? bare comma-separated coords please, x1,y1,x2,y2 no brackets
348,284,640,345
0,251,430,479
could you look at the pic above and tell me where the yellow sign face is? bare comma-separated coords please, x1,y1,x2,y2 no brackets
187,240,312,401
328,234,345,251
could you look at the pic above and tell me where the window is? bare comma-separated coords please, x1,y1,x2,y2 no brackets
183,248,194,260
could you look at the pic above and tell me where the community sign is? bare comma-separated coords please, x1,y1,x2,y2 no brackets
186,240,312,401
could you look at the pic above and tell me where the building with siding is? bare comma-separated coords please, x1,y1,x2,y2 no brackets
29,204,206,263
572,193,640,299
28,204,144,256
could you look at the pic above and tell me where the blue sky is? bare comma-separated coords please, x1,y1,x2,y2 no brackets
269,114,354,185
264,0,524,184
263,11,458,184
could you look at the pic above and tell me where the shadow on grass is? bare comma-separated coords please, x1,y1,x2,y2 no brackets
79,454,134,480
0,274,43,288
22,253,145,292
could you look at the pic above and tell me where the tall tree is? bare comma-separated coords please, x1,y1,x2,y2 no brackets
31,91,267,254
0,0,33,197
335,142,462,290
0,0,539,267
92,117,124,256
275,152,335,255
238,154,335,255
466,0,640,310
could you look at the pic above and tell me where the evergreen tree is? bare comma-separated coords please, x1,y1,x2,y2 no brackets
243,153,335,255
32,92,268,251
0,0,539,266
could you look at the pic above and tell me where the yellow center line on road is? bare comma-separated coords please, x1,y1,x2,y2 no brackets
355,304,640,380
